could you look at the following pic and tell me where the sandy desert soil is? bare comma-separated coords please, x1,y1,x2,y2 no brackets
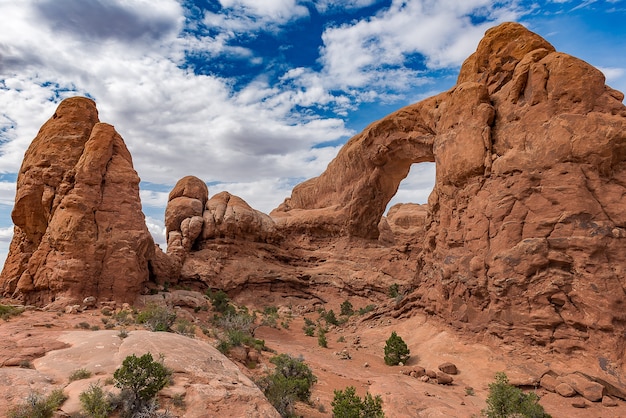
1,295,625,417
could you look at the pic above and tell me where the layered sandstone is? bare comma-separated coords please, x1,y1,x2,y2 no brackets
0,97,155,304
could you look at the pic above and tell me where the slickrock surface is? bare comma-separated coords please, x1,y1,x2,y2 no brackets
0,98,155,305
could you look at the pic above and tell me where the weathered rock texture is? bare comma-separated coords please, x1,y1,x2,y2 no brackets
274,23,626,360
0,97,155,304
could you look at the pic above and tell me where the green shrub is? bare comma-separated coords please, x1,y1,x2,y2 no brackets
318,328,328,348
257,354,317,417
388,283,400,298
79,383,112,418
340,300,354,316
113,353,171,416
357,304,376,315
321,309,339,326
383,331,410,366
173,319,195,337
331,386,384,418
136,304,176,332
114,310,134,325
0,304,24,320
77,322,91,329
8,389,67,418
69,368,92,382
206,289,234,315
482,372,551,418
303,324,315,336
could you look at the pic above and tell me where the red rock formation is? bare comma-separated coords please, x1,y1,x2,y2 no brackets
0,97,155,305
274,22,626,361
202,191,277,243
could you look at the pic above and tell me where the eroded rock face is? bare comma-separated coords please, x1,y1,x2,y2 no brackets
0,97,155,304
411,23,626,360
274,22,626,360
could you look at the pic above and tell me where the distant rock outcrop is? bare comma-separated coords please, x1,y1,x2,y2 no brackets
0,97,155,305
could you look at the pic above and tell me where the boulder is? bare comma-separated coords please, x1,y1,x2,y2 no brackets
438,362,458,375
202,191,278,243
559,373,605,402
555,383,576,397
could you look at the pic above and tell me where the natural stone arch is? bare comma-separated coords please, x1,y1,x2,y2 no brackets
272,104,436,239
271,81,495,239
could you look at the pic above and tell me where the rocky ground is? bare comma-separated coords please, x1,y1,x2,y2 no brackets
1,290,625,417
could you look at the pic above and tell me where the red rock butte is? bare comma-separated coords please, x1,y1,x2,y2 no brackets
1,22,625,367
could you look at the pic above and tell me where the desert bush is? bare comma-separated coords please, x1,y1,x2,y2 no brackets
113,352,171,417
303,324,315,336
77,322,91,329
69,368,92,382
357,304,376,315
79,383,112,418
383,331,410,366
331,386,385,418
136,304,176,332
317,328,328,348
8,389,67,418
321,309,339,326
257,354,317,417
114,310,134,325
482,372,551,418
173,319,195,337
0,304,25,320
205,289,234,315
340,300,354,316
388,283,400,298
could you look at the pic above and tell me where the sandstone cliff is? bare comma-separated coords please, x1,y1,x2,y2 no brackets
0,97,155,305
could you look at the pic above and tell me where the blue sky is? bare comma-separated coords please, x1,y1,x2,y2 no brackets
0,0,625,265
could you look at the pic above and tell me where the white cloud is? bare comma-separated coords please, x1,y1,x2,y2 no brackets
145,216,167,247
0,226,13,269
387,162,436,211
598,66,625,82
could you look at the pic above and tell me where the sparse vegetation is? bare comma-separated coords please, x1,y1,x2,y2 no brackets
118,328,129,339
113,352,171,417
320,309,339,326
317,327,328,348
0,304,25,320
173,319,195,337
77,322,91,329
69,368,92,382
331,386,385,418
388,283,400,299
383,331,410,366
136,304,176,332
215,308,266,354
79,382,112,418
205,288,234,315
482,372,551,418
256,354,317,417
8,389,67,418
340,300,354,316
357,304,376,315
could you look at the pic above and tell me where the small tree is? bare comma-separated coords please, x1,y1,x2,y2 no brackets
332,386,385,418
113,353,171,416
383,331,410,366
483,372,551,418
